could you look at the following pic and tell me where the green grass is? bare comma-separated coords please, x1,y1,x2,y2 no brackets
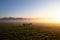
0,22,60,40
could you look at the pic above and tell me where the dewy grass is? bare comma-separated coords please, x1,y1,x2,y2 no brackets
0,23,60,40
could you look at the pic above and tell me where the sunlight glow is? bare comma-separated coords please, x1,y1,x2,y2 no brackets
41,18,60,23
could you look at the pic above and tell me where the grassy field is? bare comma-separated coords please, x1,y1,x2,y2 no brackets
0,22,60,40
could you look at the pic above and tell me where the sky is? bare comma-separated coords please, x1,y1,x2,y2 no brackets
0,0,60,18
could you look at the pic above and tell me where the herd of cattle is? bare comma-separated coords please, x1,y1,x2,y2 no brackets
22,23,32,26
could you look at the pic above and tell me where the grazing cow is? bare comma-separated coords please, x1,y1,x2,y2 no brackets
29,23,32,26
23,23,32,26
23,23,26,26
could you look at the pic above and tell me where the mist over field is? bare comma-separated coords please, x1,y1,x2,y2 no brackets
0,18,60,40
1,0,60,40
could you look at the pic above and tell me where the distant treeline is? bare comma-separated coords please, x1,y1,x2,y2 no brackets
0,17,40,20
0,17,23,20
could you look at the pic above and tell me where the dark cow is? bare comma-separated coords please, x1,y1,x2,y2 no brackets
23,23,32,26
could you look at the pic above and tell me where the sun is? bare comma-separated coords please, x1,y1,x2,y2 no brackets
41,18,60,23
41,13,60,23
51,12,60,23
53,13,60,19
